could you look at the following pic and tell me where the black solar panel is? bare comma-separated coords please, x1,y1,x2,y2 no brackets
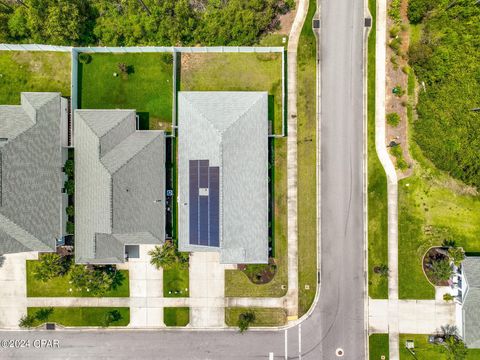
189,159,220,247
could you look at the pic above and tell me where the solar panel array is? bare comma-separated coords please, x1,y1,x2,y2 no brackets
189,160,220,247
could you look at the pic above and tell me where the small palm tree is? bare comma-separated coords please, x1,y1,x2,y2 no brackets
34,253,67,282
431,258,453,282
19,314,36,328
148,243,178,270
238,311,256,332
448,247,465,267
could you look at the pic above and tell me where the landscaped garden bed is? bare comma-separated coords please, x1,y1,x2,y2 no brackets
164,307,189,327
78,52,173,131
26,258,129,297
0,51,71,104
25,307,129,327
237,259,277,284
225,307,287,328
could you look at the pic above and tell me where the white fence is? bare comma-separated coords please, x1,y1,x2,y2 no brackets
1,44,286,136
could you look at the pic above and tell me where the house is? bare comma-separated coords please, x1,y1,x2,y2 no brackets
74,109,165,264
0,92,68,255
177,92,269,264
456,256,480,348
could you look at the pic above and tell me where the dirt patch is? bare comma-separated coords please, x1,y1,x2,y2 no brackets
385,0,413,179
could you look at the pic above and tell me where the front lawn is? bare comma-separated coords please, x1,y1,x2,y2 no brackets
399,334,480,359
78,53,173,131
296,0,318,316
163,267,189,298
369,334,389,360
225,307,287,327
0,51,71,104
224,139,288,297
27,307,130,327
367,0,389,300
179,52,284,135
26,261,129,297
164,307,189,326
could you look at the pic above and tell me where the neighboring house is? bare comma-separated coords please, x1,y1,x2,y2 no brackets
74,109,165,264
456,256,480,348
177,92,269,264
0,92,68,255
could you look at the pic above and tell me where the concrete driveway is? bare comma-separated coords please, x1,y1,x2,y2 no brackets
0,252,37,329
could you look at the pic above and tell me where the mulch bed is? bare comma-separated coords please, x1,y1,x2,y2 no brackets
423,247,450,286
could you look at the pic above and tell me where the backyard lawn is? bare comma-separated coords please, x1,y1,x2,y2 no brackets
369,334,389,360
78,53,173,131
224,139,288,298
367,0,389,300
399,334,480,359
27,307,129,327
0,51,71,104
225,307,287,327
26,261,129,298
179,52,284,135
164,307,189,326
296,0,318,316
163,267,189,298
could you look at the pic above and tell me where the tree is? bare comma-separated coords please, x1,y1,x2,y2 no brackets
64,179,75,196
238,311,255,332
19,314,36,328
34,253,68,282
69,265,115,296
439,325,468,360
64,159,74,177
104,309,122,326
431,259,453,282
34,307,53,322
149,242,189,270
448,247,465,267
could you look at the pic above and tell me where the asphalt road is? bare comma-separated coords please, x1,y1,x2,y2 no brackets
0,0,366,358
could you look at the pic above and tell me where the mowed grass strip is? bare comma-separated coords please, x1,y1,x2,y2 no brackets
225,307,287,327
367,0,389,299
224,139,287,297
179,52,283,134
26,261,129,298
78,53,173,130
164,307,189,327
399,334,480,359
369,334,389,360
163,267,189,298
297,0,318,316
27,307,130,327
0,51,71,104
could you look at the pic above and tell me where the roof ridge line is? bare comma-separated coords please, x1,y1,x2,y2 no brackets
0,213,53,252
182,94,223,137
221,94,266,135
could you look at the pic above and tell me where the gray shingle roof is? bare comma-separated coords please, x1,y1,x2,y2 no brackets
74,109,165,264
462,257,480,347
177,92,269,264
0,93,63,255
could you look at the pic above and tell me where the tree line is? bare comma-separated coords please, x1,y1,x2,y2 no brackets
408,0,480,188
0,0,294,46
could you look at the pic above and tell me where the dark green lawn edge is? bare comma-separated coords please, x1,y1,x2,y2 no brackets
367,0,389,299
164,307,189,327
297,0,318,316
27,307,130,327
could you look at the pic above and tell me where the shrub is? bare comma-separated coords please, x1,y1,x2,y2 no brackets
389,37,402,53
19,315,36,328
34,253,69,282
443,293,454,302
387,113,401,127
104,309,123,326
448,247,465,267
392,85,405,97
390,55,399,70
34,307,54,322
389,26,400,38
64,159,74,178
66,205,74,217
238,311,256,332
64,179,74,196
408,0,435,24
66,221,75,234
431,258,453,282
69,265,115,296
388,0,402,23
78,53,91,64
149,242,189,270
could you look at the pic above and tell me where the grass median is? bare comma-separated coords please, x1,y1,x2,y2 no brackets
27,307,129,327
164,307,189,326
369,334,389,360
225,307,287,327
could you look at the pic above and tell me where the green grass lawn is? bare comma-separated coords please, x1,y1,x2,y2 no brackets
179,52,283,135
367,0,389,300
0,51,71,104
27,307,129,327
296,0,318,316
370,334,389,360
225,307,287,327
78,53,173,131
164,307,189,326
26,261,129,297
399,334,480,359
224,139,288,297
163,267,189,298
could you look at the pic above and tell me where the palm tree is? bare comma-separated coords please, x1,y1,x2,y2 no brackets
148,243,178,270
238,311,256,332
448,247,465,267
431,258,453,282
34,253,67,282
